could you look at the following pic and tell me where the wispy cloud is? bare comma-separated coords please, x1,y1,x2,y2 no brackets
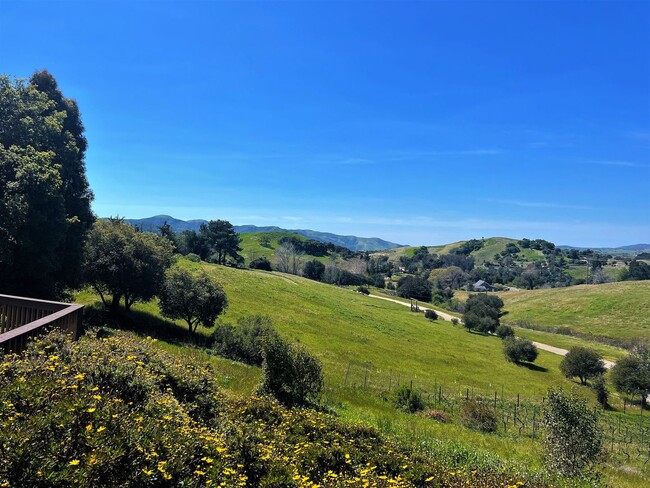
588,160,645,168
336,158,374,166
388,148,503,161
485,199,595,211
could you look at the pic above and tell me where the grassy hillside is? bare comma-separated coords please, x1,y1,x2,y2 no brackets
239,231,315,264
75,262,649,487
456,281,650,341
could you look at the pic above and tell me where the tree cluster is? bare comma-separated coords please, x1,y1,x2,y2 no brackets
0,71,94,298
463,294,504,333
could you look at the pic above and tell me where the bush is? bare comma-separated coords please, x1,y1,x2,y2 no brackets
424,309,438,321
185,252,201,262
559,347,606,385
542,387,604,475
357,285,370,295
503,337,538,364
451,318,460,326
421,409,449,423
495,325,514,339
258,334,323,406
303,260,325,281
386,281,395,290
211,315,275,366
249,256,272,271
460,399,497,433
592,375,609,408
393,384,425,413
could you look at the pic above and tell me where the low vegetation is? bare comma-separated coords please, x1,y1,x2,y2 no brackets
0,330,569,488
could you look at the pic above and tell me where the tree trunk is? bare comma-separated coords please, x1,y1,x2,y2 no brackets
110,293,122,316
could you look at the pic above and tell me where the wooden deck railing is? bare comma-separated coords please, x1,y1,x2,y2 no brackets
0,294,84,354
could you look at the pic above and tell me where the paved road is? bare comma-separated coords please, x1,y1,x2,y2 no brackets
367,293,618,368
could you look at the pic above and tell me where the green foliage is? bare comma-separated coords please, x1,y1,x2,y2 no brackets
357,286,370,295
211,315,275,366
592,375,609,408
83,218,175,313
542,387,604,476
460,399,498,433
258,334,323,406
503,337,538,364
453,239,484,256
495,324,514,339
463,294,504,333
185,252,201,262
199,220,243,266
393,384,425,413
424,309,438,321
609,345,650,407
396,275,432,302
0,72,94,298
249,256,272,271
159,267,228,333
621,259,650,281
559,347,606,385
303,259,325,281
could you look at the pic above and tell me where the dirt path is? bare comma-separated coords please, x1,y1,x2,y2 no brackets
367,293,618,368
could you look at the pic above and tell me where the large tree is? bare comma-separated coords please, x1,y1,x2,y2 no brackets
463,293,504,333
610,346,650,409
559,347,606,385
199,220,243,265
83,219,174,314
0,71,94,298
158,267,228,334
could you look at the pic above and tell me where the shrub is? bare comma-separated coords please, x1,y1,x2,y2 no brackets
211,315,275,366
542,387,604,475
393,384,426,413
357,285,370,295
460,399,497,433
424,309,438,321
185,252,201,262
303,259,326,281
451,318,460,326
421,409,449,423
258,334,323,406
609,346,650,408
503,337,538,364
559,347,606,385
249,256,272,271
386,282,395,290
592,375,609,408
495,324,514,339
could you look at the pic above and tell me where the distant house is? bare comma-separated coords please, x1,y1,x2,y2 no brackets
473,280,496,292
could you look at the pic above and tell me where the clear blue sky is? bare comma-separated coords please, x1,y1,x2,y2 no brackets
1,0,649,247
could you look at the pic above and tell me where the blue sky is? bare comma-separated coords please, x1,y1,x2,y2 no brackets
1,0,649,247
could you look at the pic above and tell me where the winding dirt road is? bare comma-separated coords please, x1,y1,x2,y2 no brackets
367,293,617,368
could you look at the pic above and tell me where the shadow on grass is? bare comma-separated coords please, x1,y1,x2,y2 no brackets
83,301,209,348
519,362,548,373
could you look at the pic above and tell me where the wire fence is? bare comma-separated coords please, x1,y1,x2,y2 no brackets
333,362,650,464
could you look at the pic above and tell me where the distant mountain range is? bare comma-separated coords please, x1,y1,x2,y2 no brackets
121,215,404,251
558,244,650,255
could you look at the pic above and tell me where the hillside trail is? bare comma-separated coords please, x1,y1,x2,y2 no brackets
367,293,616,368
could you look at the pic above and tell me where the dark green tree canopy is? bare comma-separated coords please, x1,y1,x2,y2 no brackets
463,293,504,333
610,346,650,408
0,71,94,297
158,267,228,333
396,275,432,302
83,219,174,313
559,347,606,385
199,220,243,266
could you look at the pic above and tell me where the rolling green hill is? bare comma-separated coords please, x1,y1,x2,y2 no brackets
455,281,650,342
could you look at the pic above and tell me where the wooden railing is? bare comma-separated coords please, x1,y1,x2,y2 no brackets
0,294,84,354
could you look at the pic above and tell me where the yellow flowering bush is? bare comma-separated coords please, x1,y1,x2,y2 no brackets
0,331,577,487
